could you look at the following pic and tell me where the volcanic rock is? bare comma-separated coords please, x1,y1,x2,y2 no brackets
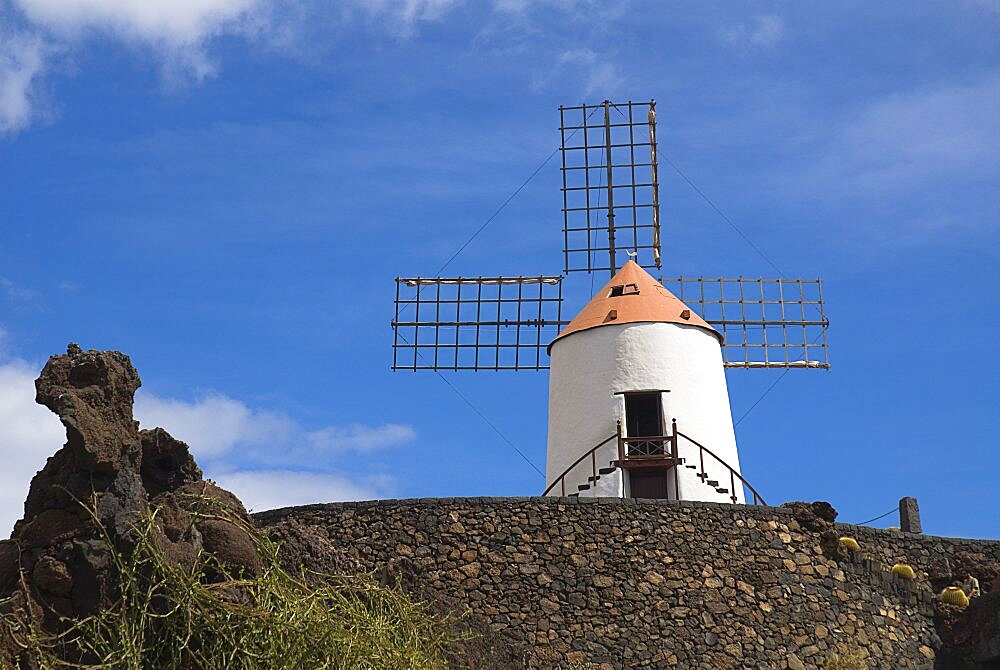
140,427,202,498
951,551,1000,595
0,344,256,625
32,556,73,597
163,481,261,578
781,501,843,560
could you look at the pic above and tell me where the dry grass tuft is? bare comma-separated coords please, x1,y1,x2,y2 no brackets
822,646,868,670
1,496,454,669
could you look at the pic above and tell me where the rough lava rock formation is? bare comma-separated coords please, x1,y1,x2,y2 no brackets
0,344,257,627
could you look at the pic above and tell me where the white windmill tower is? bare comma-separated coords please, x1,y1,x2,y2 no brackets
545,259,744,502
392,99,828,505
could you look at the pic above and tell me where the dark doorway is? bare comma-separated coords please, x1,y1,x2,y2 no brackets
624,392,663,438
629,470,669,499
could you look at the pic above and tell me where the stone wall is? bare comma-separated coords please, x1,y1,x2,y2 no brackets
255,498,1000,670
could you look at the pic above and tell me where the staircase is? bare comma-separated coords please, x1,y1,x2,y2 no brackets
565,455,733,498
542,419,766,505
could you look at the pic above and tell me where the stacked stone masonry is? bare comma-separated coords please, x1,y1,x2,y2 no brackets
255,498,1000,670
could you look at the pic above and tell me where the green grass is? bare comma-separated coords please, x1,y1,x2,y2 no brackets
1,497,454,669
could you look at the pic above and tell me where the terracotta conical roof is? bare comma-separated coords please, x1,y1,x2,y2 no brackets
549,261,720,351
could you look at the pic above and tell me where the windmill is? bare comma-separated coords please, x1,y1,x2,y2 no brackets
392,99,829,504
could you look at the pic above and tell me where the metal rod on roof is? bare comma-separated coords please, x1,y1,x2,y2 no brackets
648,100,661,269
560,105,568,276
582,104,592,274
603,100,616,277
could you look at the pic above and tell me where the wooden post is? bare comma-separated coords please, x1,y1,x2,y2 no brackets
616,420,624,462
670,418,678,460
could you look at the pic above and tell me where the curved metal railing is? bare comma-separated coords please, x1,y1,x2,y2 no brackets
541,433,617,497
542,420,766,505
675,429,767,505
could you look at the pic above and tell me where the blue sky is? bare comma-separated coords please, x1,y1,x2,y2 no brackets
1,1,998,539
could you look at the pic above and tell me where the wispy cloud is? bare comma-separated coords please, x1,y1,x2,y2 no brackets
134,390,415,461
134,392,296,458
0,27,49,133
358,0,463,37
11,0,264,84
306,423,416,453
133,389,411,509
826,73,1000,195
209,470,388,512
1,0,469,133
530,47,621,97
668,68,1000,246
0,277,41,310
558,49,618,97
721,14,784,49
493,0,627,17
13,0,261,42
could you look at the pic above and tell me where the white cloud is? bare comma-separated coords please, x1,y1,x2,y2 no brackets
209,469,387,512
134,390,415,462
538,48,619,97
721,14,784,48
13,0,264,83
362,0,462,36
749,15,782,46
134,392,295,458
13,0,261,44
0,28,48,134
493,0,530,12
306,423,416,453
493,0,624,15
0,357,66,539
135,390,407,512
2,0,469,133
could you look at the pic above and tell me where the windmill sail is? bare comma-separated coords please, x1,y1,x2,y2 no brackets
392,276,564,371
560,100,661,276
663,277,830,369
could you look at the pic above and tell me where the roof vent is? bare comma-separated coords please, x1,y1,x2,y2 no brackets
608,283,640,297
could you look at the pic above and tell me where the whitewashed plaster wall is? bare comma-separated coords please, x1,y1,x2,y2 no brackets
546,321,744,503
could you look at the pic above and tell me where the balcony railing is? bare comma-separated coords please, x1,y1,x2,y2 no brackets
616,420,678,462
